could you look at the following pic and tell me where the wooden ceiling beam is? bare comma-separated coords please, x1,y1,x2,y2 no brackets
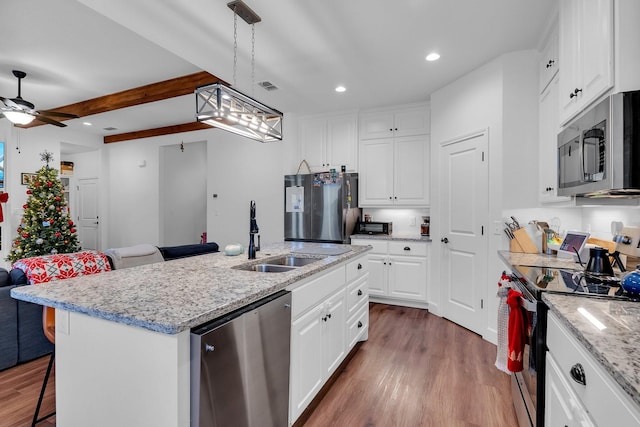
22,71,224,128
104,122,214,144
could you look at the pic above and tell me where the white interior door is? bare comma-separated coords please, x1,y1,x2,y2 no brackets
77,178,100,250
439,130,488,334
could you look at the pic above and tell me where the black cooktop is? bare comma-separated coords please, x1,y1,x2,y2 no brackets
513,264,627,299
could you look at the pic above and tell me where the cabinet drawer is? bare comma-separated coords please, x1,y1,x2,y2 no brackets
347,302,369,349
547,313,640,426
359,239,388,254
291,267,346,319
346,256,368,282
347,274,369,315
389,241,427,256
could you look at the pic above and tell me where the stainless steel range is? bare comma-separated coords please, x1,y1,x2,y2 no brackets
504,254,631,427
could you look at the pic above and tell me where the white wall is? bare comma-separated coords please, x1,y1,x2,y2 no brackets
430,50,539,343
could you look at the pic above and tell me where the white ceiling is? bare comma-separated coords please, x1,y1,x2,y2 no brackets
1,0,556,140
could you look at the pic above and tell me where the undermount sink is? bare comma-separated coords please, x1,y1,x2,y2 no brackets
251,264,299,273
232,255,326,273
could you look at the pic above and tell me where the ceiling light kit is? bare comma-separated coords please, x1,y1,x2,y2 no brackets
196,0,283,142
426,52,440,62
0,70,79,127
335,86,347,93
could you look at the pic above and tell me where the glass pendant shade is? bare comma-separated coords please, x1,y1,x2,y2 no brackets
3,110,35,125
196,82,283,142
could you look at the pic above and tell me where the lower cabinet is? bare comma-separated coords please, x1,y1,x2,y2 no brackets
546,312,640,426
351,238,428,306
288,254,369,424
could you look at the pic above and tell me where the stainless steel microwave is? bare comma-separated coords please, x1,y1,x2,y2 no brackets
557,90,640,197
356,221,392,235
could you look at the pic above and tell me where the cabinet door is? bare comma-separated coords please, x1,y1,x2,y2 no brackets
359,111,395,139
539,76,572,204
545,354,595,427
394,106,430,137
393,135,429,206
322,288,346,378
327,114,357,171
579,0,613,106
558,0,582,121
539,26,559,93
388,255,427,301
290,304,325,422
299,117,327,171
367,254,388,296
358,139,394,206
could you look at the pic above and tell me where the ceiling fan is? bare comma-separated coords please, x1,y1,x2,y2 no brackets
0,70,78,127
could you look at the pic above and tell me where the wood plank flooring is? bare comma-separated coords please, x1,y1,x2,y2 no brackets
302,303,517,427
0,354,55,427
0,303,515,427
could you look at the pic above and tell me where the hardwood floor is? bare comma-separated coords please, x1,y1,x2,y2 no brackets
0,304,515,427
0,355,56,427
302,303,518,427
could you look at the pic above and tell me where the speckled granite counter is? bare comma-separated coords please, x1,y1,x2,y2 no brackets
351,233,432,242
543,293,640,408
10,242,370,335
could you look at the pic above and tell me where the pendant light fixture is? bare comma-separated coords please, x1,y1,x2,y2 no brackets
196,0,283,142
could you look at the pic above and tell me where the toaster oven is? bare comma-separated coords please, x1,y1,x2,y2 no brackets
356,221,392,235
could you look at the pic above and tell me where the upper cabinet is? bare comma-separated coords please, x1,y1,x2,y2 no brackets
539,25,559,94
359,105,430,139
559,0,613,124
298,112,358,172
358,104,430,207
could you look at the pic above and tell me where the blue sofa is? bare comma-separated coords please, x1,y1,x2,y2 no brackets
0,242,219,371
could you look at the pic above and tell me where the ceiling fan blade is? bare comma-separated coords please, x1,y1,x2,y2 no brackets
33,114,67,127
38,110,79,119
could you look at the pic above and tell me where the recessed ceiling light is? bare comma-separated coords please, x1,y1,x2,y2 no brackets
82,122,92,126
426,53,440,62
335,86,346,93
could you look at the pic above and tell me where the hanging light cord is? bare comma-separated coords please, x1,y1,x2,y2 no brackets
233,11,238,87
251,23,255,97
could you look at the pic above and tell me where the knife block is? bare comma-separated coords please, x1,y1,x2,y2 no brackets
510,229,539,254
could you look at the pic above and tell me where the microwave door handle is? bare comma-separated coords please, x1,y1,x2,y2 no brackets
579,134,586,182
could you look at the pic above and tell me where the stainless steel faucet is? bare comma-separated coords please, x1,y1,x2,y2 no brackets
248,200,260,259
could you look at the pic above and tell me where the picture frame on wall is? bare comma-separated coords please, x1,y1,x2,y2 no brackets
21,173,37,185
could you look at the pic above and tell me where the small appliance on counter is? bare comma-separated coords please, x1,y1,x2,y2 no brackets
420,216,430,237
355,221,392,235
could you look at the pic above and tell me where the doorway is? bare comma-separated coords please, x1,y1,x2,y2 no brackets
438,130,489,335
77,178,100,250
159,141,207,246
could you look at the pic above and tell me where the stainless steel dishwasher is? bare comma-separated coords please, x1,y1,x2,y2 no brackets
190,290,292,427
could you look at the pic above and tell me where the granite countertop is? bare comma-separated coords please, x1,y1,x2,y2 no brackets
543,293,640,408
498,250,583,270
351,233,432,242
10,242,370,335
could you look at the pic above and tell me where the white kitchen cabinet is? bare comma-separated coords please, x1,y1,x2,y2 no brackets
359,104,429,139
288,254,369,424
358,103,430,207
359,135,429,206
351,239,428,306
559,0,613,124
538,75,572,204
545,353,595,427
539,25,559,94
298,112,358,172
546,312,640,426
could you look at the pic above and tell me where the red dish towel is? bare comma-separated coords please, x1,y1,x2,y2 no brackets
506,288,528,372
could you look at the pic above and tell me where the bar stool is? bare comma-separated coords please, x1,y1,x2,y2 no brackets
32,306,55,426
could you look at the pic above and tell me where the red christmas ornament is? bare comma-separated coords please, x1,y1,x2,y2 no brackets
26,189,32,195
14,240,20,245
56,207,61,212
34,182,40,187
55,232,62,238
47,181,53,187
64,240,69,244
68,220,74,226
55,196,61,201
22,233,29,238
71,228,76,233
22,204,28,209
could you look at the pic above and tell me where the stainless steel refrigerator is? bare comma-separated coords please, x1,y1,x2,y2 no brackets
284,172,360,244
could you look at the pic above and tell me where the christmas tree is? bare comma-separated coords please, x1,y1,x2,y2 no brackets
7,151,80,262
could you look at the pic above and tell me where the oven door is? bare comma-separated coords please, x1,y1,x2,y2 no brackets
512,344,537,427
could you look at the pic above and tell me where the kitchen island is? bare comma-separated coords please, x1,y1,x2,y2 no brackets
11,242,370,427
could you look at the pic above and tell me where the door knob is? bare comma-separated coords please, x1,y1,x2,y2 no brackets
441,237,449,244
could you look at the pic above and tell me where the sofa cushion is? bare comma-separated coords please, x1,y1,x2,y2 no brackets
0,285,18,371
0,268,10,288
159,242,220,261
9,268,28,286
104,244,164,270
13,250,112,285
